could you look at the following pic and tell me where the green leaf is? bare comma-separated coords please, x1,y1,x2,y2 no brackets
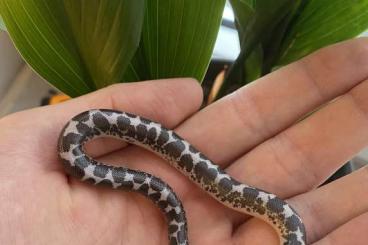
244,44,263,83
277,0,368,66
0,14,6,31
222,0,300,92
124,0,226,83
230,0,256,43
0,0,144,97
230,0,305,83
260,1,305,73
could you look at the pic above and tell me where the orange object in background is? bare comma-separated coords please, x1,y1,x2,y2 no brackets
48,94,70,105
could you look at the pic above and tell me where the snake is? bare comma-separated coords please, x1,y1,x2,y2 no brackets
58,109,306,245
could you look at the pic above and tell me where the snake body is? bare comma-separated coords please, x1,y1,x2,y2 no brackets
58,109,306,245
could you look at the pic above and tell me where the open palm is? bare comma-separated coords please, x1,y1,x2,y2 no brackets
2,38,368,245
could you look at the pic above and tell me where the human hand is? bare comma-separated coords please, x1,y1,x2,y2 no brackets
1,38,368,245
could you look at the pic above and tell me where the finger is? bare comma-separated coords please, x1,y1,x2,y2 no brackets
232,207,368,245
227,77,368,199
233,217,279,245
312,212,368,245
176,38,368,166
0,78,203,168
290,167,368,243
231,167,368,244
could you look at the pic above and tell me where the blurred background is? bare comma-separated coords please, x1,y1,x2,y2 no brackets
0,2,367,170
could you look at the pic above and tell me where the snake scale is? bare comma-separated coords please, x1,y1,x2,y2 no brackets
58,109,306,245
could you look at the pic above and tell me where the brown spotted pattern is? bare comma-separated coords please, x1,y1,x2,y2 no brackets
58,109,306,245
